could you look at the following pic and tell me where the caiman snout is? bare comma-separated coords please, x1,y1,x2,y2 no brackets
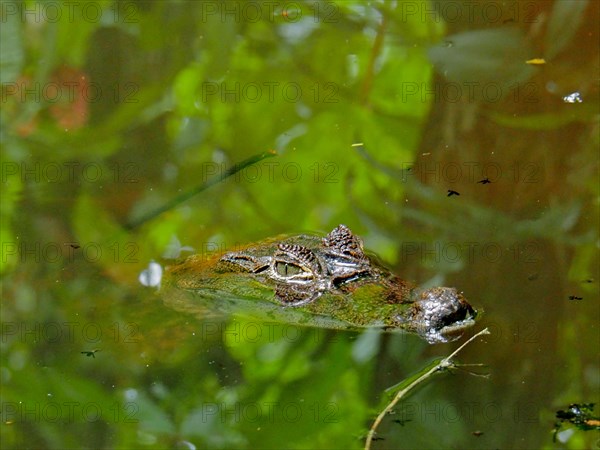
401,287,477,343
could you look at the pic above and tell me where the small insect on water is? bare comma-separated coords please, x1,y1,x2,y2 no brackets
393,419,412,426
81,349,101,358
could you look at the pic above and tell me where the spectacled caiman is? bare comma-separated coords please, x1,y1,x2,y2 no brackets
163,225,478,343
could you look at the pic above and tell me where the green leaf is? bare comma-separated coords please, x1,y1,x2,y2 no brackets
382,358,443,400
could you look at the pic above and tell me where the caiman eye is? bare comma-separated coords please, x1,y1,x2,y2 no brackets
275,261,305,277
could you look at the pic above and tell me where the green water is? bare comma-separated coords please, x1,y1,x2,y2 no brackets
1,1,598,449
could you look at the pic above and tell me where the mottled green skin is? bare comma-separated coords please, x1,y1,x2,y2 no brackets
164,227,477,343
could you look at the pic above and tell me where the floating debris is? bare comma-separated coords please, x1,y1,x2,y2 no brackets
563,92,583,103
139,260,163,288
526,58,546,65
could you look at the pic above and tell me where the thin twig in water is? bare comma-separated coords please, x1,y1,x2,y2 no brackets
364,328,490,450
124,149,277,230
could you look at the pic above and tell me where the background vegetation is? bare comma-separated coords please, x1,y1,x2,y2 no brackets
1,1,598,449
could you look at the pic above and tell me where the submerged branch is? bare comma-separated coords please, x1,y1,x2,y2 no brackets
124,149,277,230
364,328,490,450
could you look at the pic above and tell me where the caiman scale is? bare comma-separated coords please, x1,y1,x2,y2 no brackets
164,225,478,343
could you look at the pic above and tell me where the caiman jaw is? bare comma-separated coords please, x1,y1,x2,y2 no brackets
399,287,478,344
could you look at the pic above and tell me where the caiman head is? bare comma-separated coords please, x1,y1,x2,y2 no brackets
218,224,375,307
216,224,478,343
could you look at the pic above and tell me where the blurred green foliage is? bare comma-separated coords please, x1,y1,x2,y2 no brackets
1,1,598,449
